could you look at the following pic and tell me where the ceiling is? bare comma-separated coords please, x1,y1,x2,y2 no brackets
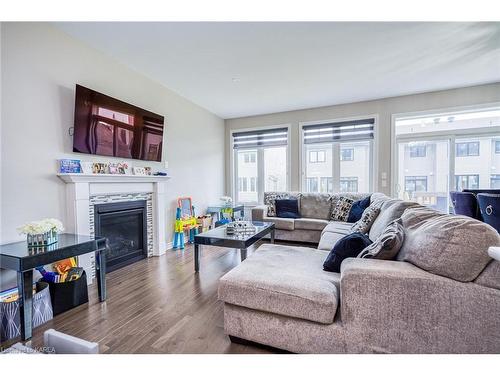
54,22,500,119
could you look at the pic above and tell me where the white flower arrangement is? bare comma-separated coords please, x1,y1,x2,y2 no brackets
18,218,64,235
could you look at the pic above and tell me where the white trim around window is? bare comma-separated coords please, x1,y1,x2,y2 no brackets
299,114,379,193
390,102,500,197
229,123,292,205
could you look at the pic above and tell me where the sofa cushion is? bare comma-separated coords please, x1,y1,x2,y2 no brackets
294,218,329,231
474,260,500,290
263,217,295,230
351,205,380,234
318,231,348,251
218,244,340,324
330,196,355,222
347,196,371,223
397,206,500,282
264,192,290,217
322,221,352,235
358,218,405,260
323,233,373,273
369,199,418,241
275,198,301,219
299,193,332,220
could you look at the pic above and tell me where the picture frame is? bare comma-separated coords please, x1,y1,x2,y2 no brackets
133,167,147,175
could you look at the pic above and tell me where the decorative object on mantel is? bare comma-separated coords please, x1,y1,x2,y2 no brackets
108,162,130,175
59,159,81,174
144,167,152,176
132,166,147,175
92,162,108,174
17,218,64,247
80,161,93,174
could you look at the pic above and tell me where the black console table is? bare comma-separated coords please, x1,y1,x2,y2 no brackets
0,234,107,340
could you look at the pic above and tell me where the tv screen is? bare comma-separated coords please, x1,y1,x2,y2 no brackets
73,85,164,162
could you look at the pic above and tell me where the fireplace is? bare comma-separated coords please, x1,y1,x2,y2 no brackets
94,200,148,272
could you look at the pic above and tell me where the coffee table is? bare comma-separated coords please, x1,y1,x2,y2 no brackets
193,221,275,272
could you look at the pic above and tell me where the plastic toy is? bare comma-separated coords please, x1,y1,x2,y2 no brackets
173,197,198,249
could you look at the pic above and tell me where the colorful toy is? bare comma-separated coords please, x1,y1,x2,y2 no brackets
54,257,77,275
173,197,198,249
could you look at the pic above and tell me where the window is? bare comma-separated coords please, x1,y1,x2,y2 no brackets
309,150,326,163
250,177,257,192
243,152,256,163
455,175,479,191
340,148,354,161
491,175,500,189
340,177,358,193
307,177,318,192
495,141,500,154
320,177,333,193
409,145,426,157
456,141,480,157
233,127,288,204
395,107,500,213
405,176,428,193
303,118,374,193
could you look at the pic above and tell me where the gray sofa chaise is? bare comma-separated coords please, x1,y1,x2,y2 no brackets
219,192,500,353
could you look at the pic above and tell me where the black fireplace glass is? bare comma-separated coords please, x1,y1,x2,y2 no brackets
95,200,147,272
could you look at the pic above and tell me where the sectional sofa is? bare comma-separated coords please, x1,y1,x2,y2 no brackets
218,192,500,353
251,192,370,243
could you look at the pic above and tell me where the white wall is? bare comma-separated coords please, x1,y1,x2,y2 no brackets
1,23,225,289
225,82,500,197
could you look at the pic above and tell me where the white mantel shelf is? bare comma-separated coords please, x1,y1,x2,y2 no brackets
57,173,171,183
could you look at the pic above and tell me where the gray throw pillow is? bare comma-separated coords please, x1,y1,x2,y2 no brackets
331,196,355,222
264,192,289,217
351,205,380,234
358,218,405,260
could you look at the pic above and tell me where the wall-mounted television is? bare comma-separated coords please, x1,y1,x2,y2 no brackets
73,85,164,162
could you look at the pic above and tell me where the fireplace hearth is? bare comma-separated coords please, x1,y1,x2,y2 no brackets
94,200,147,272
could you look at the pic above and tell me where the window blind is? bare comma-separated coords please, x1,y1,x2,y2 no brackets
303,118,374,144
232,127,288,149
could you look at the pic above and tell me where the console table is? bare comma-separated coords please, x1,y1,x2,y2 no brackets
0,234,107,340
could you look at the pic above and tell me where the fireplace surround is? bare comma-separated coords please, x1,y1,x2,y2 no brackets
58,173,170,282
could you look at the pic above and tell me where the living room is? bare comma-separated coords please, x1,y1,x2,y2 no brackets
1,1,500,373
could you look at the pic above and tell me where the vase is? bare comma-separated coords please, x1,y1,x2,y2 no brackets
27,230,58,247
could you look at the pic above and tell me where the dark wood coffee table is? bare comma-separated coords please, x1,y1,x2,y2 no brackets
193,221,275,272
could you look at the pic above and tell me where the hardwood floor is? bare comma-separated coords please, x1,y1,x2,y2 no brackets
7,241,281,354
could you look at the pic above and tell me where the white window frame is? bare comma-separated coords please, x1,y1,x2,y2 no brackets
390,102,500,197
230,124,291,205
299,114,379,192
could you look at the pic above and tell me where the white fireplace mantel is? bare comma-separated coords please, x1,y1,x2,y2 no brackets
57,173,170,183
58,173,170,260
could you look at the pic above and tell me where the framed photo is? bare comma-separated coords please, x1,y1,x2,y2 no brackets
133,167,146,175
59,159,81,174
80,162,93,174
108,163,120,174
92,162,108,174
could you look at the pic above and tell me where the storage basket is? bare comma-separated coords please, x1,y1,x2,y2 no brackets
0,282,53,342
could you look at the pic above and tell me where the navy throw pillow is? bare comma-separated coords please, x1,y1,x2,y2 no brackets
323,232,372,272
347,196,371,223
275,198,300,219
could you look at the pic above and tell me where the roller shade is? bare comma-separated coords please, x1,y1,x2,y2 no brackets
232,127,288,149
303,118,374,144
